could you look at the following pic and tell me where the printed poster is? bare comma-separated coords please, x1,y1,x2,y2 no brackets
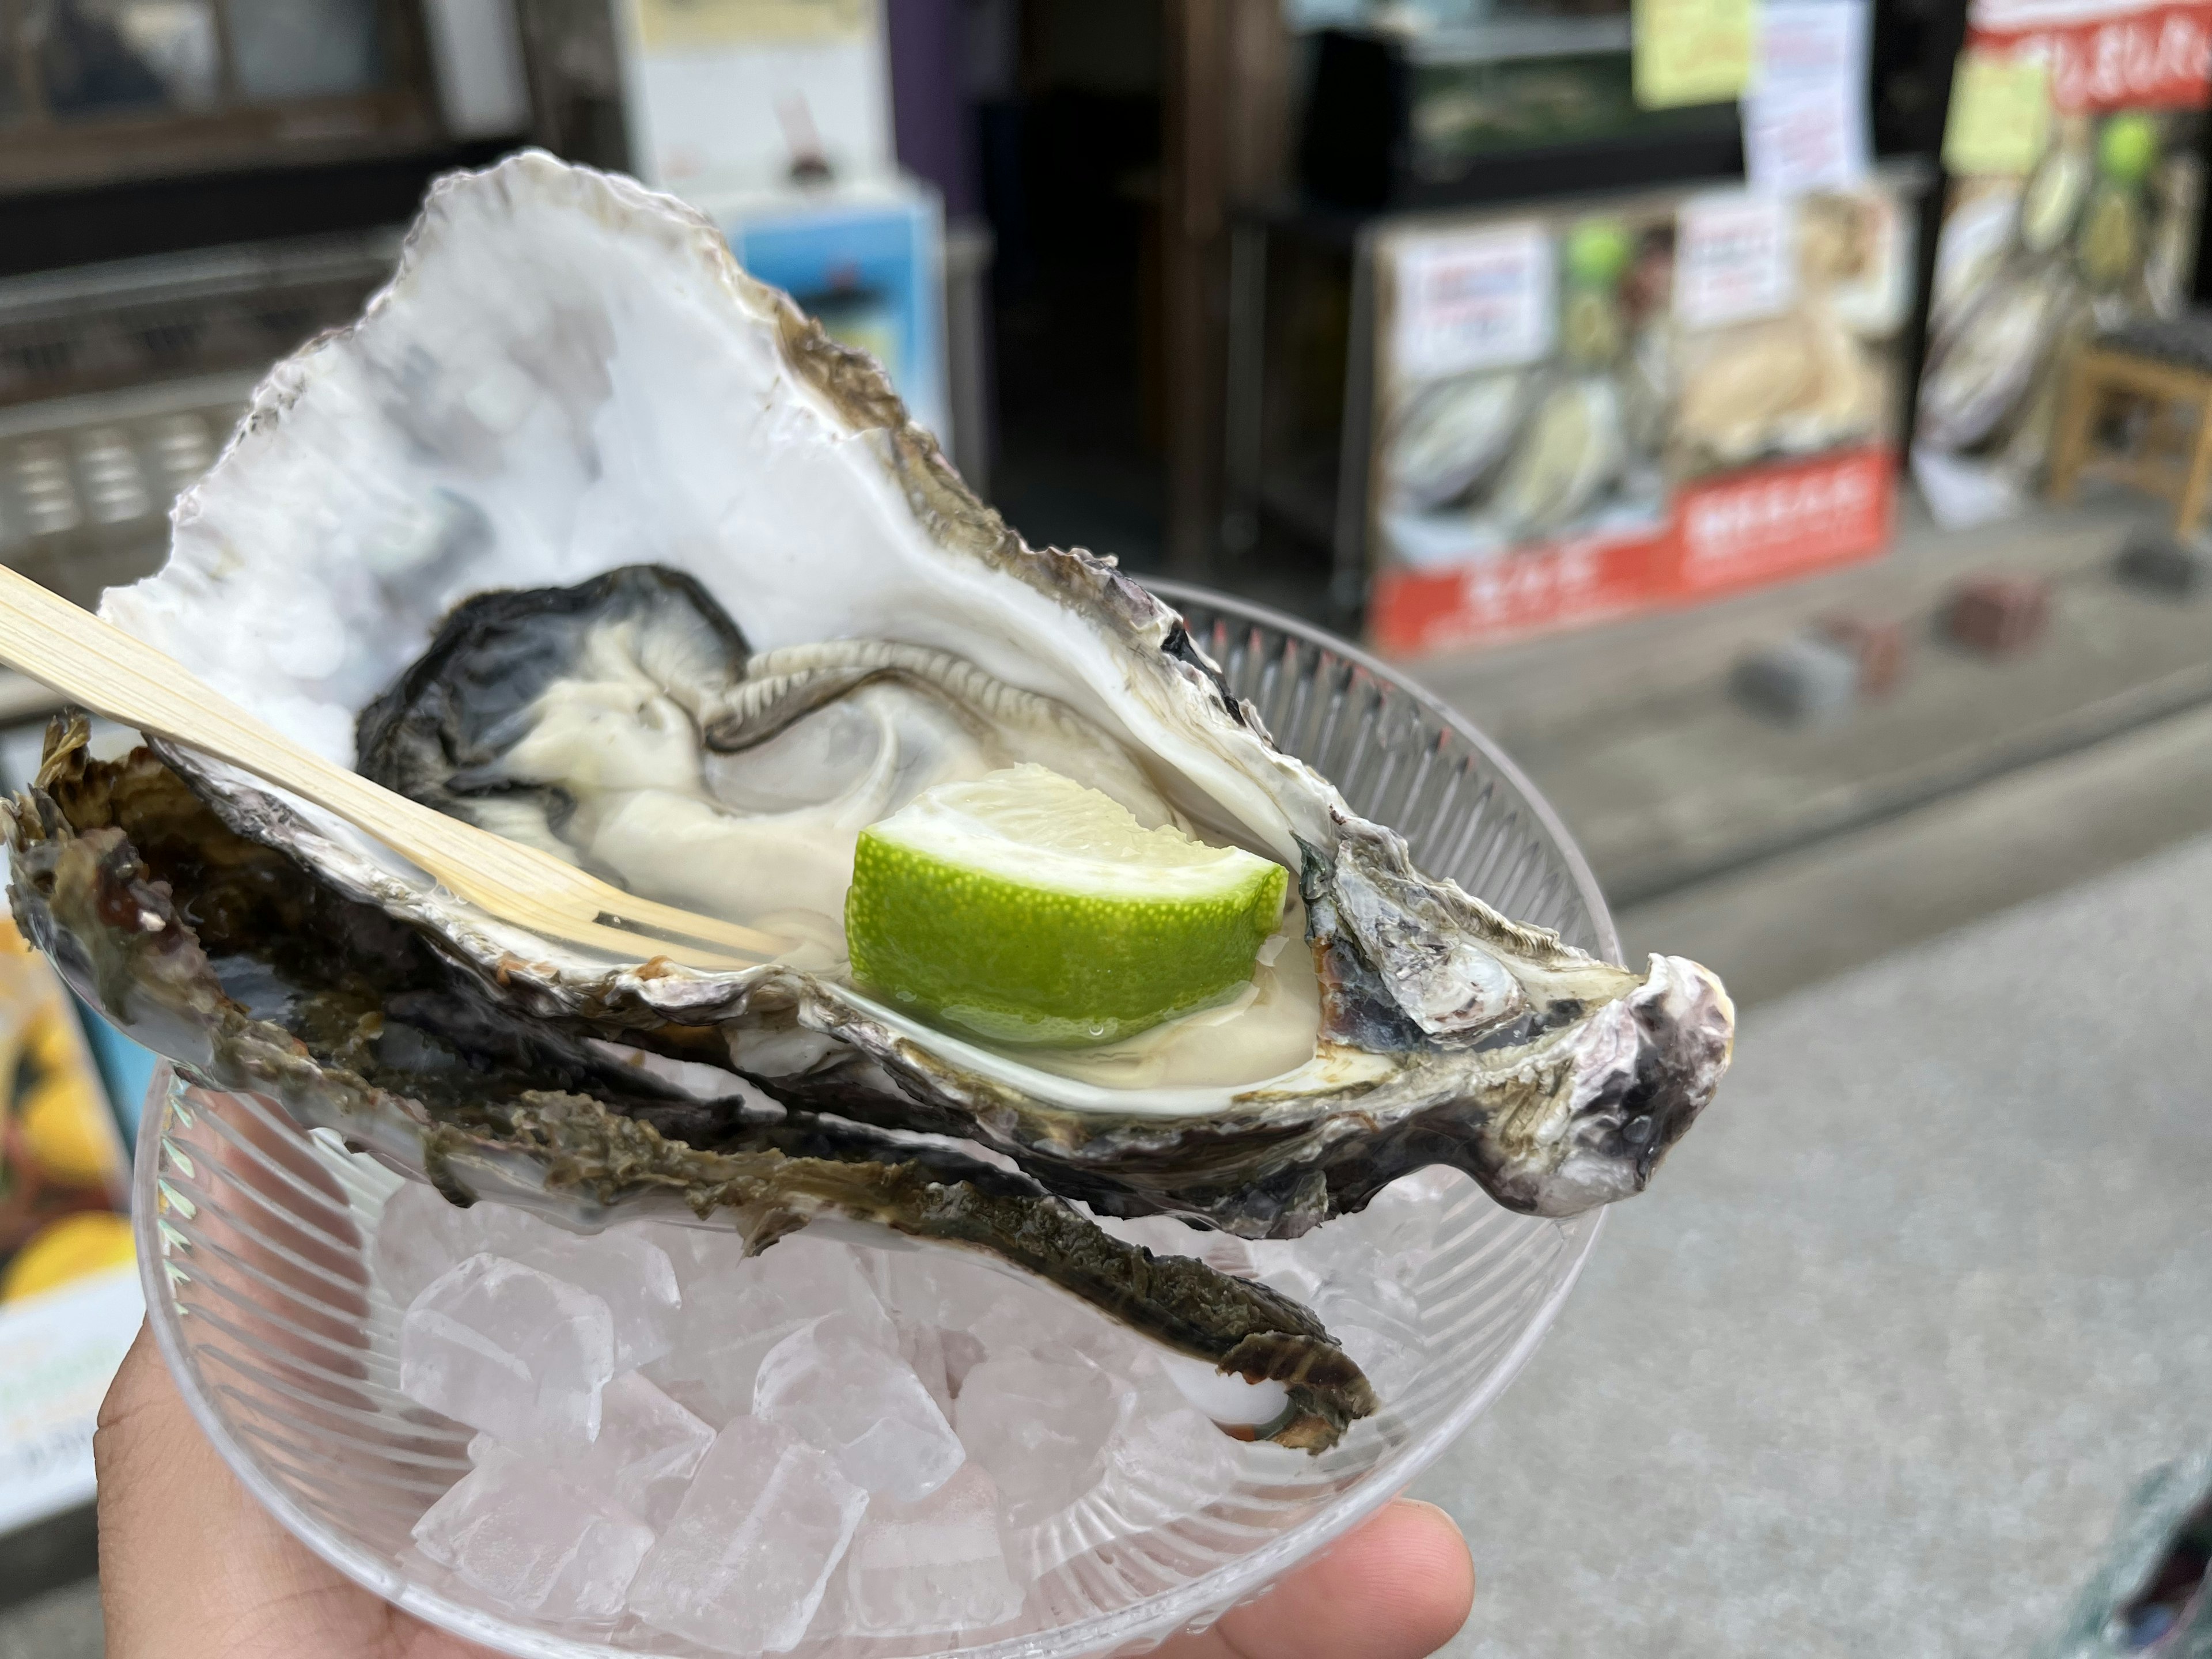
0,915,139,1533
1912,0,2212,526
616,0,892,190
1366,176,1916,656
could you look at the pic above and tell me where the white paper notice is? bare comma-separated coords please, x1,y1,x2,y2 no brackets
1743,0,1872,195
0,1266,144,1534
1675,191,1798,329
1391,224,1557,380
616,0,893,191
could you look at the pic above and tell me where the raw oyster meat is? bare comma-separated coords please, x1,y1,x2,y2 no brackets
3,155,1733,1440
1675,310,1880,468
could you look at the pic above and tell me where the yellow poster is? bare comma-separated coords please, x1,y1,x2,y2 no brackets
1942,51,2051,178
0,918,130,1308
635,0,868,52
1633,0,1754,109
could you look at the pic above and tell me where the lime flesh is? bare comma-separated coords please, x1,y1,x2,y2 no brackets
845,764,1289,1047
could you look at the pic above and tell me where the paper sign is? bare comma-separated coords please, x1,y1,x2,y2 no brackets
1634,0,1755,108
616,0,892,188
1676,192,1798,328
1942,51,2052,176
635,0,867,50
1391,224,1558,380
1744,0,1873,192
1965,0,2212,116
0,1268,143,1534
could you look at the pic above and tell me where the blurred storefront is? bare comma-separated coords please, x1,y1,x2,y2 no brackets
0,0,2201,995
1,1,2211,1649
0,2,2203,1017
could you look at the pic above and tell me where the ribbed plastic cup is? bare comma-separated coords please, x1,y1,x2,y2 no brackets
134,583,1613,1659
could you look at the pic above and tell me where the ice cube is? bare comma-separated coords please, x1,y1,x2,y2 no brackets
941,1328,988,1397
521,1229,681,1370
1296,1175,1458,1298
899,1323,957,1418
1244,1238,1323,1308
645,1218,749,1294
756,1313,966,1502
1299,1225,1395,1298
412,1443,653,1623
646,1233,893,1424
972,1290,1123,1369
874,1247,1009,1332
373,1183,468,1307
1005,1381,1246,1579
1103,1399,1247,1530
627,1415,868,1653
399,1254,615,1444
373,1184,572,1308
878,1248,1108,1363
817,1463,1024,1637
953,1349,1120,1525
1314,1279,1426,1403
1349,1168,1461,1262
544,1372,713,1528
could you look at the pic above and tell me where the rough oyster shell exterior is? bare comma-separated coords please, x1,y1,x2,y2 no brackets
13,152,1733,1247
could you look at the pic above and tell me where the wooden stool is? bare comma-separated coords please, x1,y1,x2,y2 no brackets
2047,315,2212,537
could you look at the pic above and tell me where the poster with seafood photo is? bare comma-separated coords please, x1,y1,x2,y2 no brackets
1367,176,1917,656
1913,0,2211,525
0,916,139,1533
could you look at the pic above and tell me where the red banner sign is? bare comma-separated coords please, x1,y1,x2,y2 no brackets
1369,533,1664,657
1969,0,2212,112
1674,448,1894,594
1369,447,1895,657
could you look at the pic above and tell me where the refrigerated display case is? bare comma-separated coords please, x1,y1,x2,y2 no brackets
1298,15,1741,211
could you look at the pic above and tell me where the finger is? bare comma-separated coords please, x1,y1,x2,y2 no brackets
94,1323,486,1659
1163,1498,1475,1659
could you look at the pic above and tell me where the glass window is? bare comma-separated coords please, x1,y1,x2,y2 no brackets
223,0,382,103
33,0,219,117
115,0,221,107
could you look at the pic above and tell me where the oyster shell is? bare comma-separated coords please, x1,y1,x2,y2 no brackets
1478,374,1628,539
2,155,1733,1430
7,732,1372,1448
2020,134,2094,255
1385,369,1531,511
1917,267,2071,454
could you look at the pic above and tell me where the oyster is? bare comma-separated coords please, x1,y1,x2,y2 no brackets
3,156,1733,1435
1385,369,1531,511
1478,374,1628,539
1917,268,2071,453
1675,308,1880,468
2020,132,2093,255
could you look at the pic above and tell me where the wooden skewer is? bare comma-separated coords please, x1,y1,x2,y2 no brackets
0,565,782,972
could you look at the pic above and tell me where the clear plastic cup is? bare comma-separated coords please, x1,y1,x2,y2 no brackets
134,584,1613,1658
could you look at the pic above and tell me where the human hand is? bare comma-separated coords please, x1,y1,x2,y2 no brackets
1154,1493,1474,1659
97,1324,1474,1659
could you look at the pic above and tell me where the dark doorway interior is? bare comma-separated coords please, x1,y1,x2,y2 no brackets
977,0,1167,570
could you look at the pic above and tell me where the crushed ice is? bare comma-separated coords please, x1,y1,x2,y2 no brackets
381,1168,1466,1650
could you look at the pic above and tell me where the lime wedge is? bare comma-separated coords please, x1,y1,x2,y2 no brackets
845,764,1289,1047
